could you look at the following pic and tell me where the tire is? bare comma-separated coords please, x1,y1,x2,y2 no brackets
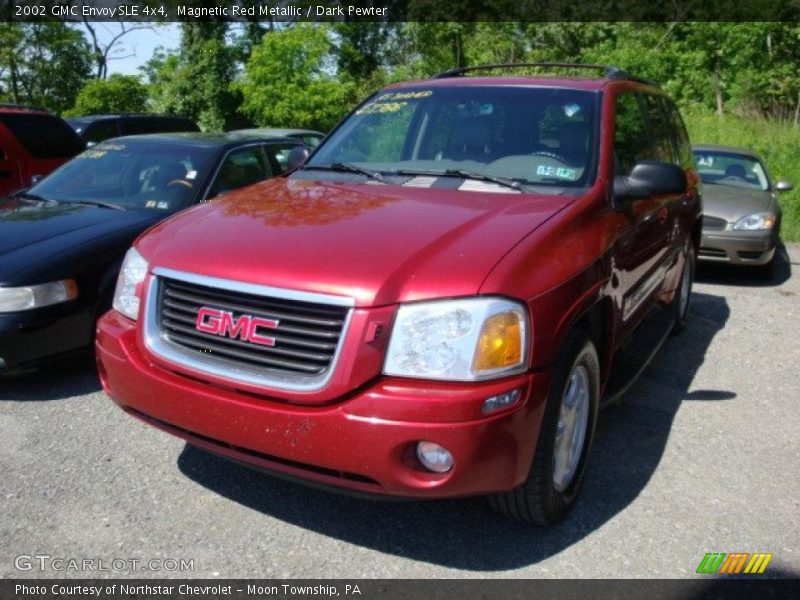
670,244,694,335
489,331,600,525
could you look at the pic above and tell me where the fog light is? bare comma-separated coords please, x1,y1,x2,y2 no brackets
416,441,454,473
482,388,522,414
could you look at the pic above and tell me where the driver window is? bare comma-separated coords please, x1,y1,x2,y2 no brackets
208,146,270,198
613,92,650,175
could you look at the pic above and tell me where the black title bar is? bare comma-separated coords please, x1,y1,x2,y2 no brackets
2,579,800,600
2,0,800,22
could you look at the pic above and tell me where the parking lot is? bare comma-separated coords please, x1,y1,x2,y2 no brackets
1,246,798,579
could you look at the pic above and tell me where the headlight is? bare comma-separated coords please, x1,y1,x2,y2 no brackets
733,212,776,230
0,280,78,313
112,248,148,320
383,297,528,381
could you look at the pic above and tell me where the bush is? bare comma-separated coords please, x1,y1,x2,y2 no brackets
238,24,353,132
65,74,148,117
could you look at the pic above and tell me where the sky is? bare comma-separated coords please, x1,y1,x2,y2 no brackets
80,23,181,76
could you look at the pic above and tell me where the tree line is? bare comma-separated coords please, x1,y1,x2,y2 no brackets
1,22,800,130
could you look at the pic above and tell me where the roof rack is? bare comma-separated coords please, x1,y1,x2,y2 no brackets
432,62,660,86
0,103,50,113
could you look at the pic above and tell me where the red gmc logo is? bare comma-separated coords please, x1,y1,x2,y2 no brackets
195,307,279,347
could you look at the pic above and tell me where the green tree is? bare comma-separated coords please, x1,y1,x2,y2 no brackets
140,23,241,131
238,24,353,131
0,23,92,113
65,74,148,116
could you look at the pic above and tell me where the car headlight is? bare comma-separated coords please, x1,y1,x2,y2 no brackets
0,280,78,313
383,297,528,381
112,248,148,320
733,212,776,230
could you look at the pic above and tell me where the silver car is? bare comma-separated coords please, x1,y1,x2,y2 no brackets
693,144,792,273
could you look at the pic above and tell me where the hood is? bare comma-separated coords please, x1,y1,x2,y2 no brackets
0,197,159,283
137,178,575,306
702,183,776,222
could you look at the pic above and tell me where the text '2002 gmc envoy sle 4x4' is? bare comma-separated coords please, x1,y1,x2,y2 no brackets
97,64,701,525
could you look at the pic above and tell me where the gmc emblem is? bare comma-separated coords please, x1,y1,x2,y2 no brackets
195,307,279,347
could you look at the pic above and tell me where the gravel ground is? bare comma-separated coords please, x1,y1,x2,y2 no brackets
1,245,798,579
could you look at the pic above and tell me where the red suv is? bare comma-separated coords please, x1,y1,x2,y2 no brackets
97,64,701,524
0,105,84,196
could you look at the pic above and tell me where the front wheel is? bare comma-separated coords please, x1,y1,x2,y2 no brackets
671,244,694,335
489,331,600,525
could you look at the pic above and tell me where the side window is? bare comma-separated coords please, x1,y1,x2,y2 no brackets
121,118,165,136
265,142,302,174
208,146,270,198
302,134,322,147
663,99,693,168
613,92,650,174
642,94,678,165
85,120,120,144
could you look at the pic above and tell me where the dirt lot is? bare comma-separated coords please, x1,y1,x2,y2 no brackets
1,245,798,579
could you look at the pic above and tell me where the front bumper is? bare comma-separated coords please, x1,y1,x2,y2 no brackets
0,302,94,372
96,310,550,498
698,229,777,265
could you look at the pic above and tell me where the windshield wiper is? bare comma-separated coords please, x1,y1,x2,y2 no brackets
390,168,526,192
302,163,391,184
62,200,126,211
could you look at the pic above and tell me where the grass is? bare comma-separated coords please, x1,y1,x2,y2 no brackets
683,110,800,242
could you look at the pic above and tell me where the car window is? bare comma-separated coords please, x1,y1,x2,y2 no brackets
164,118,199,132
84,120,120,144
642,94,678,165
309,86,599,188
328,101,417,163
208,146,271,198
121,117,198,136
663,99,693,168
0,113,84,159
613,92,651,174
266,142,303,173
301,134,323,147
693,150,770,191
29,139,216,211
121,118,158,136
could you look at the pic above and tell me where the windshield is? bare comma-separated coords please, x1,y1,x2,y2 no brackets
305,86,599,189
30,140,217,211
693,150,770,191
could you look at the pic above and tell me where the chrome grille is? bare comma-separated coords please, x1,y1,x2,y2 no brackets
144,269,353,391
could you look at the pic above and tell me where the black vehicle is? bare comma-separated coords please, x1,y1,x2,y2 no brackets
66,114,200,146
0,132,308,373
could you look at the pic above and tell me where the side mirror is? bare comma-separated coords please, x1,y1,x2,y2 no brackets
775,180,793,192
614,161,687,201
286,146,311,172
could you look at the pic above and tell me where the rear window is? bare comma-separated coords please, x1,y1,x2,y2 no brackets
121,117,199,136
84,119,121,144
0,113,84,159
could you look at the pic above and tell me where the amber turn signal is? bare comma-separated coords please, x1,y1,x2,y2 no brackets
473,311,523,372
